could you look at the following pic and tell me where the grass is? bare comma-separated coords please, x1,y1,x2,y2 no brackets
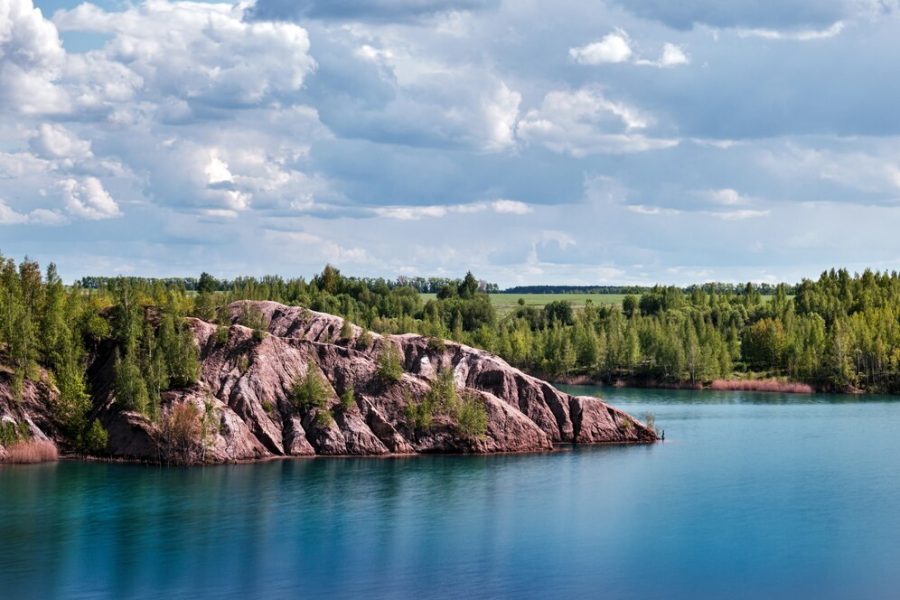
421,293,628,316
422,292,784,317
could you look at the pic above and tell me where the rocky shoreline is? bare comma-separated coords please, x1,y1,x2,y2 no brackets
1,301,656,465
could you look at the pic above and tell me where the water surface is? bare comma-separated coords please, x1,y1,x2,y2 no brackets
2,387,900,599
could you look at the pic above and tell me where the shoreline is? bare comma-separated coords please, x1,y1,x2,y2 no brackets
551,375,818,394
0,439,657,468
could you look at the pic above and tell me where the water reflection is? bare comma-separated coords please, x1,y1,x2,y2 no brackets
3,393,900,599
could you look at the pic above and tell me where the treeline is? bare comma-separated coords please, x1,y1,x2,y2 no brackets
80,273,498,295
2,255,899,459
503,283,794,295
481,272,899,392
1,256,199,452
185,267,900,392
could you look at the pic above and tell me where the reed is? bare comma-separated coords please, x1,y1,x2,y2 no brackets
2,440,59,464
709,379,814,394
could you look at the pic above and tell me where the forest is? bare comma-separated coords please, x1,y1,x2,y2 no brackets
1,254,898,451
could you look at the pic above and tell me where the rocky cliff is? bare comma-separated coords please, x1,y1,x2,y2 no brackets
0,301,656,464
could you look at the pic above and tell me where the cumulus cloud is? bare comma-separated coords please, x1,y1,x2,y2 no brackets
659,43,690,65
0,0,898,283
705,188,746,205
0,198,66,225
569,30,633,64
482,82,521,151
61,176,121,219
571,30,689,68
54,1,316,109
516,88,678,156
29,123,92,160
0,0,69,114
305,26,523,152
491,199,532,214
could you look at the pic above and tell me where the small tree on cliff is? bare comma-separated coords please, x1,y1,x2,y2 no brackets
377,342,403,383
293,361,329,412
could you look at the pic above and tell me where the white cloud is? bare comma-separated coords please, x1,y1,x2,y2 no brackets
205,153,234,185
53,1,316,108
569,30,633,64
61,176,121,219
658,43,690,66
374,202,486,220
482,81,521,151
0,198,66,225
572,30,689,69
29,123,92,160
0,0,69,114
27,207,68,225
491,199,532,214
517,88,678,156
627,204,682,215
737,21,845,41
705,188,746,205
374,199,532,220
708,209,770,220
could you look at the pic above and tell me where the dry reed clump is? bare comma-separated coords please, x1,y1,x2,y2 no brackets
709,379,814,394
1,440,59,464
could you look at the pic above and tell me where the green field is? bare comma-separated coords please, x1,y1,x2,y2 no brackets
422,293,628,316
420,292,783,317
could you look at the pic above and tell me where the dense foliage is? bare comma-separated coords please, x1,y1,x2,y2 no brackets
486,272,900,392
1,253,898,457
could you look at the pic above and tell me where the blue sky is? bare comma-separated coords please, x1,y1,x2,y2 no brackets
1,0,898,285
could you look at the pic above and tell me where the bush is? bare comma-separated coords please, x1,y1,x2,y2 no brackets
293,362,330,412
358,330,373,349
427,337,446,351
455,393,488,438
377,343,404,383
83,419,109,454
315,410,334,427
340,388,356,412
238,303,269,332
404,391,434,432
0,420,29,447
215,326,229,345
340,319,353,340
160,402,201,464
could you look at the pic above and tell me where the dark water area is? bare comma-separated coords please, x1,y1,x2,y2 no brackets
3,387,900,599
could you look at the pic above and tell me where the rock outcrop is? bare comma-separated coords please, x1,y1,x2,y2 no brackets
0,369,62,462
0,301,656,464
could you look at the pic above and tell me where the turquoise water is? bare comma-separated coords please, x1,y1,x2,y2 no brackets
3,387,900,599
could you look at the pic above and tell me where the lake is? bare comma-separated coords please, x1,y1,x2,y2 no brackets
2,387,900,599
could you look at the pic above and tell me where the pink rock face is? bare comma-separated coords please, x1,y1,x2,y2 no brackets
0,374,61,462
0,300,657,464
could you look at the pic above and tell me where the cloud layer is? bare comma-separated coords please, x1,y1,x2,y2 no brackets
0,0,898,285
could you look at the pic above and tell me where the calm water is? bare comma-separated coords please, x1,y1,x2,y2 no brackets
3,387,900,599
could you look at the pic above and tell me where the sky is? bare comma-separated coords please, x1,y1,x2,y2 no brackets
1,0,899,286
